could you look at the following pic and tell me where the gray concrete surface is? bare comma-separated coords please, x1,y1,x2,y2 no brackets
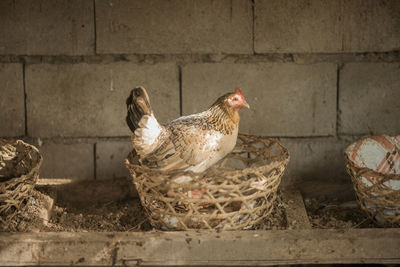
25,63,179,137
0,63,24,136
280,137,351,183
0,0,94,55
96,0,252,54
340,63,400,135
182,63,337,137
255,0,400,53
96,140,132,180
38,141,94,179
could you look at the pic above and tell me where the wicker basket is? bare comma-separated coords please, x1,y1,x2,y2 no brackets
345,135,400,226
125,134,289,231
0,139,43,223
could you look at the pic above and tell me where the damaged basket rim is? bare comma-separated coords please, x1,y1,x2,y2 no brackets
0,139,43,227
0,139,43,183
125,134,290,183
344,135,400,180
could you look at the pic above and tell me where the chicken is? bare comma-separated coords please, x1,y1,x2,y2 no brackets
126,86,249,174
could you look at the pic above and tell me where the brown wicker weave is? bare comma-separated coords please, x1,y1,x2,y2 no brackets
0,139,42,224
345,136,400,226
126,134,289,231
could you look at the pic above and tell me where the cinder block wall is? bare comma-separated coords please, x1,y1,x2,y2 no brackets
1,0,399,184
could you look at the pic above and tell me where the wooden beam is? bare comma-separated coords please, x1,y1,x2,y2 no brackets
1,229,399,266
281,188,312,229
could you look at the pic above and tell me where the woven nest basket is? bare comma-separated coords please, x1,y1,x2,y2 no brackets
126,134,289,231
0,139,42,224
345,135,400,226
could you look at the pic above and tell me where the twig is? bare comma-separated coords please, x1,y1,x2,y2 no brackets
351,217,370,229
128,218,148,231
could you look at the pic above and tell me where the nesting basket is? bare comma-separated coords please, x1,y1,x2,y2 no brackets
126,134,289,231
345,135,400,226
0,139,42,224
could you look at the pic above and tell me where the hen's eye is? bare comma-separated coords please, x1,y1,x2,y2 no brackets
233,97,238,101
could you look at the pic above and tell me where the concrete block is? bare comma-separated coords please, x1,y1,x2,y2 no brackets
182,63,337,136
340,63,400,135
38,142,94,179
96,140,132,179
0,63,24,137
255,0,341,53
26,63,179,137
0,0,94,55
255,0,400,53
280,138,350,182
341,0,400,52
96,0,252,54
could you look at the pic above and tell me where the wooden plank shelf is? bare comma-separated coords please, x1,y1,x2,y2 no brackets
1,179,399,266
1,229,400,266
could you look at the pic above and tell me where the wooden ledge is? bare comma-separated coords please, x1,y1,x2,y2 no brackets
1,229,399,266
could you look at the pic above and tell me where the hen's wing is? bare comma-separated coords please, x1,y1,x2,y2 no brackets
140,120,216,172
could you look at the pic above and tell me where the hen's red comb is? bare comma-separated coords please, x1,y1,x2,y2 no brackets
235,87,244,96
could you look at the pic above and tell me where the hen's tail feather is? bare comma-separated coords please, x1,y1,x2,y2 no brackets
126,87,152,132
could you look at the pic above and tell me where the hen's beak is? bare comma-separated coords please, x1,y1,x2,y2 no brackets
242,102,250,109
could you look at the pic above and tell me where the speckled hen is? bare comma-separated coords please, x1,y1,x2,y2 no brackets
126,86,249,173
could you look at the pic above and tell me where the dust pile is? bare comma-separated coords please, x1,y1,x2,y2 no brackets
305,196,377,229
4,188,287,232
